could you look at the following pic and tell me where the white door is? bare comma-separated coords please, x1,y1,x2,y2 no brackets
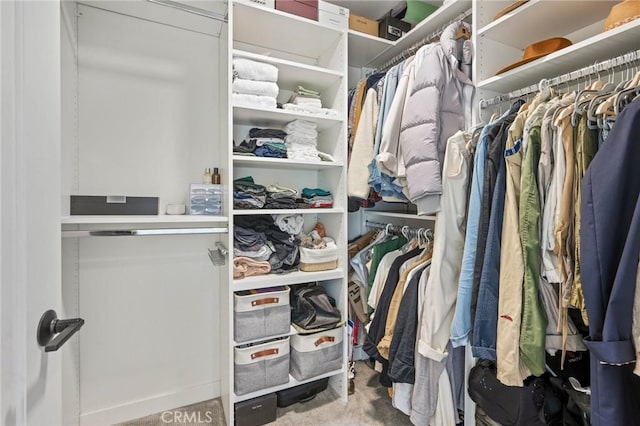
1,1,66,425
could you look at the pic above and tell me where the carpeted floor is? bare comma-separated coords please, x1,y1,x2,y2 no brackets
118,361,413,426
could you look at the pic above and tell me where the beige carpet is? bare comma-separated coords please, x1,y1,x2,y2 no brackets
118,361,414,426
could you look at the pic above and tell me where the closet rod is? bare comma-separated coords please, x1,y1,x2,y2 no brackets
62,227,228,238
365,220,433,240
147,0,228,22
376,8,472,73
479,48,640,108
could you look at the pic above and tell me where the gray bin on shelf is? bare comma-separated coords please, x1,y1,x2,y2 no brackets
234,287,290,343
234,337,290,396
290,326,343,381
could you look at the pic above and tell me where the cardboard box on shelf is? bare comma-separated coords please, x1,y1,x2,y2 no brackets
349,13,378,37
318,0,349,30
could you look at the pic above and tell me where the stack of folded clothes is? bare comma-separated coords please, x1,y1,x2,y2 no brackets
264,184,298,209
233,176,266,209
283,85,339,117
233,219,273,279
232,58,279,109
235,215,300,274
301,187,333,208
284,120,319,161
234,128,288,158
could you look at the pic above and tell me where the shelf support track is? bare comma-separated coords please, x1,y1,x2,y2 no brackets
62,227,229,238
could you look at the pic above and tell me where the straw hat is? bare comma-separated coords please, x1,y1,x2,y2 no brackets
495,37,572,75
604,0,640,31
493,0,530,21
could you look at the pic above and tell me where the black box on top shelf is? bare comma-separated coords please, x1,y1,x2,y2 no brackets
234,393,277,426
378,11,412,41
70,195,159,215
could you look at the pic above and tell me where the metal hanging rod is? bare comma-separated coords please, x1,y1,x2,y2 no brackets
62,227,228,238
147,0,228,22
377,8,472,73
479,48,640,109
365,220,433,240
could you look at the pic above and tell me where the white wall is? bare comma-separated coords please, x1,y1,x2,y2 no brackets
61,4,227,424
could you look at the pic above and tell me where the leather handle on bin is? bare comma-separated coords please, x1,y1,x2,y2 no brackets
251,348,279,359
251,297,279,307
314,336,335,347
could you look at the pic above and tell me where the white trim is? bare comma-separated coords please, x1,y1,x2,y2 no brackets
0,1,28,424
79,381,221,426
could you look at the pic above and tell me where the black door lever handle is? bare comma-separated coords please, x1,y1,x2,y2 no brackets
37,310,85,352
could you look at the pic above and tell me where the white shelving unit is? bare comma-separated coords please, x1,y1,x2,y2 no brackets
61,215,229,225
233,369,345,404
233,268,346,292
232,155,342,170
347,29,394,68
345,0,471,69
474,0,637,96
477,19,640,93
233,105,342,130
224,2,349,425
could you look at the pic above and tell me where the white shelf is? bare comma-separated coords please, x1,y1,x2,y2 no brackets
233,325,298,347
477,19,640,94
233,49,343,91
233,105,343,131
233,2,344,62
61,215,228,225
233,268,345,292
233,208,343,215
347,30,394,68
232,155,342,170
364,211,436,221
233,368,344,403
477,0,612,50
366,0,472,68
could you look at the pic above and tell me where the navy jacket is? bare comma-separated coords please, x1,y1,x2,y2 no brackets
581,98,640,425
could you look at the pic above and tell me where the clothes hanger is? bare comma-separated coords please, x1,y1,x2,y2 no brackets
572,66,612,126
613,54,640,115
587,64,619,129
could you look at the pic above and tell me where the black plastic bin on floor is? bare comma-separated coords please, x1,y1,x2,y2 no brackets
276,378,329,407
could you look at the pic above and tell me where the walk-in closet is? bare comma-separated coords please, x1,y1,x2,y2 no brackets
2,1,640,425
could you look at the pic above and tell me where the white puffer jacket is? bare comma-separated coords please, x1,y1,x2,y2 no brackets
396,21,473,215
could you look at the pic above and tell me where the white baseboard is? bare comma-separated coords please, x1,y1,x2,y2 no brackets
80,381,220,426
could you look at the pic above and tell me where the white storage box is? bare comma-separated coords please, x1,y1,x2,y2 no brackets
234,286,291,343
235,337,290,395
318,0,348,29
299,237,338,272
237,0,275,8
290,326,343,381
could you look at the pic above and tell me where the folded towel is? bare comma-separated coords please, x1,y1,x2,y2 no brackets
282,103,339,118
233,93,277,109
233,78,279,98
233,256,272,279
233,58,278,82
293,97,322,107
285,135,317,146
296,85,321,98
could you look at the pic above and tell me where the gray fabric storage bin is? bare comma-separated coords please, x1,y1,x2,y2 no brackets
290,326,343,381
234,287,290,343
234,337,290,396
